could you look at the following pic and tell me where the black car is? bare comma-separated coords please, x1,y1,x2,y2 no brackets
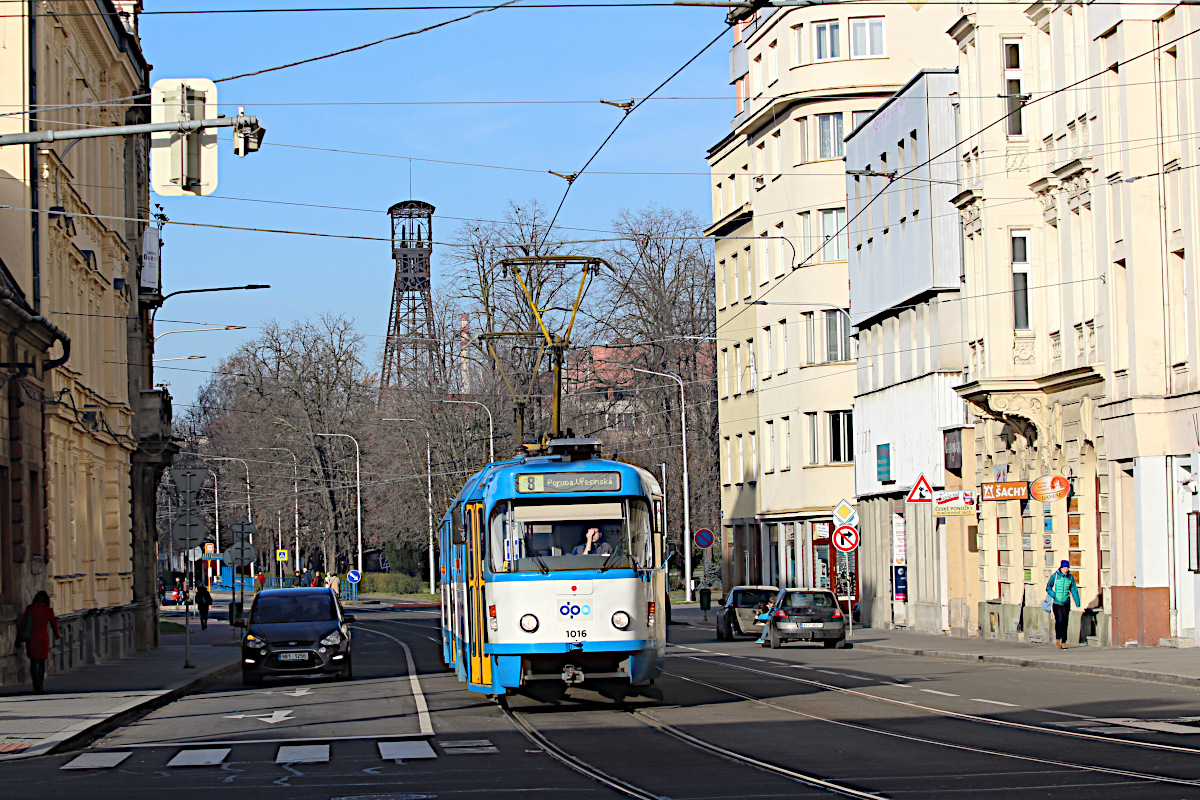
235,587,355,686
762,587,846,649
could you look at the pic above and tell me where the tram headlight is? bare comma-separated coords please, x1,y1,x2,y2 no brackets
611,611,631,630
520,614,539,633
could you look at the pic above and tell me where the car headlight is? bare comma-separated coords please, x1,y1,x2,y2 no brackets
320,630,343,646
244,634,267,649
611,611,631,630
520,614,539,633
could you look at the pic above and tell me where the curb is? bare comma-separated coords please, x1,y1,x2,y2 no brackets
851,642,1200,689
4,659,239,761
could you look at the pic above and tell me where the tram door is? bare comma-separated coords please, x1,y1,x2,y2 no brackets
466,502,490,686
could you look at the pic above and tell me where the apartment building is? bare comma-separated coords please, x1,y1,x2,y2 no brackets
846,70,974,635
0,2,173,683
708,2,958,596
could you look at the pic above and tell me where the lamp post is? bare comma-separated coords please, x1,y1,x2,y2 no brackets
153,325,246,344
313,433,362,575
252,447,300,577
433,399,494,462
150,284,270,325
152,355,205,362
206,455,252,598
632,367,692,602
379,418,435,592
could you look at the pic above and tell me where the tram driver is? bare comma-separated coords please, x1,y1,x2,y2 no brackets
572,526,614,556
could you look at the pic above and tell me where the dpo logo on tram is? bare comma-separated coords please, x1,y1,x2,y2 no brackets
560,603,592,619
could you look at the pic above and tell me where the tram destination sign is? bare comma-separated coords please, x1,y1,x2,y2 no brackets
516,472,622,493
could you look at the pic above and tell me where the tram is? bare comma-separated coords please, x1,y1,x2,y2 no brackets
439,437,668,700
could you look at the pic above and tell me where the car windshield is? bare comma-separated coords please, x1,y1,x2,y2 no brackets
253,593,336,623
734,590,777,608
489,498,654,573
781,591,836,609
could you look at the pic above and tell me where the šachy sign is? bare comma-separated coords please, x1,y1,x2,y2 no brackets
980,482,1029,501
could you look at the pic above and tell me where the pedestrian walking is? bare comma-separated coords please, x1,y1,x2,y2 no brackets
1046,560,1081,649
255,570,266,593
291,569,302,588
325,572,341,599
300,568,311,587
195,583,213,630
312,571,322,588
15,591,59,693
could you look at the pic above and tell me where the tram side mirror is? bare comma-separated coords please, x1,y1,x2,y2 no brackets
451,505,466,545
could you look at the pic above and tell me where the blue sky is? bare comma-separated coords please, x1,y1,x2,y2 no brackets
141,2,732,406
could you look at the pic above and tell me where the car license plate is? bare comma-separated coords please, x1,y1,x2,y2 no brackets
278,652,307,661
800,622,823,628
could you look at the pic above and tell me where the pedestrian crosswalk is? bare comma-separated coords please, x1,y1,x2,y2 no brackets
60,738,495,771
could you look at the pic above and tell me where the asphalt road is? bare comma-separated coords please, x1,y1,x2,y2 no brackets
7,606,1200,798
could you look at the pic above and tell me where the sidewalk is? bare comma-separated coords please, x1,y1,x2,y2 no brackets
0,614,238,760
673,606,1200,690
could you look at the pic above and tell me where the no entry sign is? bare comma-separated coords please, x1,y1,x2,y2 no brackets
694,528,715,549
832,525,860,553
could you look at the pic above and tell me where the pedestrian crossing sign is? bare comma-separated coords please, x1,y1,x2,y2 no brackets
276,549,288,562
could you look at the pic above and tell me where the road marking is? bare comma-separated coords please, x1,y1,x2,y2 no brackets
379,740,438,761
880,682,909,687
357,624,433,736
167,748,229,767
440,738,499,754
61,752,131,770
223,709,294,724
973,698,1018,707
112,732,431,748
256,688,312,698
276,744,329,764
1039,708,1092,719
920,689,959,697
816,670,842,676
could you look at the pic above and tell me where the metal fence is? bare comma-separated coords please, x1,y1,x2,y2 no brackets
211,570,358,601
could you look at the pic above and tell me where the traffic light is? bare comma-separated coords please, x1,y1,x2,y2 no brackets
150,78,219,196
233,116,265,157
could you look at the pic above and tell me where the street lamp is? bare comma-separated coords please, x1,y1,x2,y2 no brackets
252,447,300,577
748,299,851,323
632,367,692,603
312,433,362,575
153,325,246,344
379,418,435,593
153,355,205,362
433,399,494,462
150,284,270,324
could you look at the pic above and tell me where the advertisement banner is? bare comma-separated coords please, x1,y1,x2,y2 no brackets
933,490,977,517
980,481,1029,501
1030,475,1071,502
891,514,907,566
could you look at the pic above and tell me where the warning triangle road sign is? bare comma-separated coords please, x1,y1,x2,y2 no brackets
906,474,934,503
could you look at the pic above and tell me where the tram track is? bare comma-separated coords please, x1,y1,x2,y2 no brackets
500,697,886,799
662,665,1200,791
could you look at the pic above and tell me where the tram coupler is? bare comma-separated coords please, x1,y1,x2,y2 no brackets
561,664,585,685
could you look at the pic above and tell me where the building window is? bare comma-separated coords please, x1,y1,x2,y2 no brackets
825,309,851,362
792,25,803,66
734,346,743,394
771,131,782,176
749,431,758,480
804,311,816,364
778,321,788,370
731,253,740,301
852,110,873,130
814,20,840,61
829,410,853,463
818,113,844,159
1004,39,1025,137
796,117,808,163
765,420,775,472
723,436,732,485
721,348,730,396
755,54,766,96
806,412,819,464
780,417,791,470
768,40,779,84
1012,230,1031,330
798,211,811,264
849,17,885,58
719,260,727,307
760,233,771,283
747,339,758,388
763,325,773,375
821,207,847,261
754,142,766,181
736,434,745,483
775,224,786,275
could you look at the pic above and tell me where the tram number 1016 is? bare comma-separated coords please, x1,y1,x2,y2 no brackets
565,630,588,639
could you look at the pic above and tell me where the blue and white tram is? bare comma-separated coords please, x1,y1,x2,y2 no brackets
440,438,667,699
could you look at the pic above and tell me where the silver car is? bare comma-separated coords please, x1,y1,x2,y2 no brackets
763,587,846,649
715,585,779,640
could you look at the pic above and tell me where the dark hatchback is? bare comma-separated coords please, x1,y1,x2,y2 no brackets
235,587,355,686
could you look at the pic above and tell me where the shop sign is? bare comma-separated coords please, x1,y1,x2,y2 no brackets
933,490,977,517
1030,475,1071,502
980,481,1028,501
944,430,962,470
877,443,892,482
891,514,907,566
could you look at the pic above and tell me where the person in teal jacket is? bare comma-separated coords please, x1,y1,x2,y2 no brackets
1046,560,1081,649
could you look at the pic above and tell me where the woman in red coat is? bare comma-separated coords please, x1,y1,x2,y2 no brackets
17,591,59,693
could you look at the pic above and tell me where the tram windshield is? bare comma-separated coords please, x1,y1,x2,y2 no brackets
489,498,654,573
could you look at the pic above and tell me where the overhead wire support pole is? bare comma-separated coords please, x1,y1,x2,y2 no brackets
434,399,494,462
313,433,363,575
0,115,261,147
379,418,435,592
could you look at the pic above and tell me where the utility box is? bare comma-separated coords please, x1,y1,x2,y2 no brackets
151,78,219,196
699,587,712,612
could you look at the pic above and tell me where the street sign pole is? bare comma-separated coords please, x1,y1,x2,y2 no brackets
184,487,194,669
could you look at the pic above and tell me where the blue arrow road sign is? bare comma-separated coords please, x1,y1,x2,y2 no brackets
346,569,361,584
